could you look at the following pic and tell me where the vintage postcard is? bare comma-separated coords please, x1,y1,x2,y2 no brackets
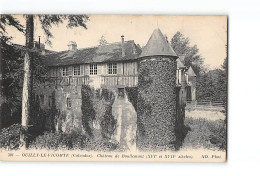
0,15,227,162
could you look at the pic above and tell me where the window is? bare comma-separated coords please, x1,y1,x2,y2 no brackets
108,63,117,74
67,98,71,108
62,67,68,76
73,65,80,76
90,64,97,75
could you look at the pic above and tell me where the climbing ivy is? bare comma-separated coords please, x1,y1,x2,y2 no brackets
81,85,96,137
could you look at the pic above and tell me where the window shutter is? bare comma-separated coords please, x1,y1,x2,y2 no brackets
97,64,101,75
85,64,89,75
117,63,122,75
80,65,84,75
68,66,72,76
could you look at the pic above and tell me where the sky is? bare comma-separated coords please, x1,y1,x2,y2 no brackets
5,15,227,69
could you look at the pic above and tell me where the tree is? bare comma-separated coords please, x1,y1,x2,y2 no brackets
196,58,227,104
170,31,205,75
1,15,25,130
0,36,23,129
1,15,90,148
0,15,24,35
99,35,108,45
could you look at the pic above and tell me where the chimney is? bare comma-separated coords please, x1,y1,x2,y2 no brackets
38,36,41,49
121,35,125,57
40,43,45,55
68,41,77,51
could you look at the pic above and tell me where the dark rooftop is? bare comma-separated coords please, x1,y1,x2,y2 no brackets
43,40,141,67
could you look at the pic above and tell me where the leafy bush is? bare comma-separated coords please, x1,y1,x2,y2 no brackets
0,102,22,130
0,124,24,150
30,132,89,150
81,85,96,137
101,105,117,140
183,117,226,150
30,132,119,151
100,88,115,102
125,87,138,112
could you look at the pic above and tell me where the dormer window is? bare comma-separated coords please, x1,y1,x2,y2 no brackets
90,64,97,75
73,65,80,76
62,67,68,76
108,63,117,74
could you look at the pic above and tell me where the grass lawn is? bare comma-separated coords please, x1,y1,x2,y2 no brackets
182,116,226,151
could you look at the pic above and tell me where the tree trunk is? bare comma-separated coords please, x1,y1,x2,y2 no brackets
20,15,34,149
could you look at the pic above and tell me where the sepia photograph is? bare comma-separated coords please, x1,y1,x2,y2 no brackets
0,15,227,162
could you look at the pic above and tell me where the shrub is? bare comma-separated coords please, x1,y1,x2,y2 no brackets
125,87,138,112
184,117,226,150
101,105,117,140
0,124,24,150
81,85,96,137
30,132,120,151
30,132,90,150
0,102,22,130
100,88,115,103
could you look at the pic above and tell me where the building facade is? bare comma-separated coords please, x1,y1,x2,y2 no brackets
35,29,196,138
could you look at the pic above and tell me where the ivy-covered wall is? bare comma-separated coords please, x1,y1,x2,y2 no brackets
137,57,177,151
35,85,117,141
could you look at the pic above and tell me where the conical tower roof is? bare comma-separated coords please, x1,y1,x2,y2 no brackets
187,66,196,77
140,28,178,58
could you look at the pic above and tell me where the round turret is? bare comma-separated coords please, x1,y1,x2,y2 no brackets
137,28,179,151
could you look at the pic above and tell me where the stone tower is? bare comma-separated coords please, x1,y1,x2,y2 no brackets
137,29,178,151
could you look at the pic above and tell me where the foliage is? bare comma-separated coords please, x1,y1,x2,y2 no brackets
0,15,24,35
0,124,24,150
30,132,89,150
170,31,205,75
137,58,177,150
184,117,226,150
92,88,116,141
38,15,89,46
101,105,117,140
196,58,227,104
99,35,108,45
81,85,96,137
0,36,23,129
0,36,48,129
29,91,58,132
125,87,138,112
30,132,119,151
100,88,114,102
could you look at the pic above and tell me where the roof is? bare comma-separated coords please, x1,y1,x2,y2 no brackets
187,66,196,77
13,44,56,55
139,28,178,58
43,40,142,67
177,58,185,68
